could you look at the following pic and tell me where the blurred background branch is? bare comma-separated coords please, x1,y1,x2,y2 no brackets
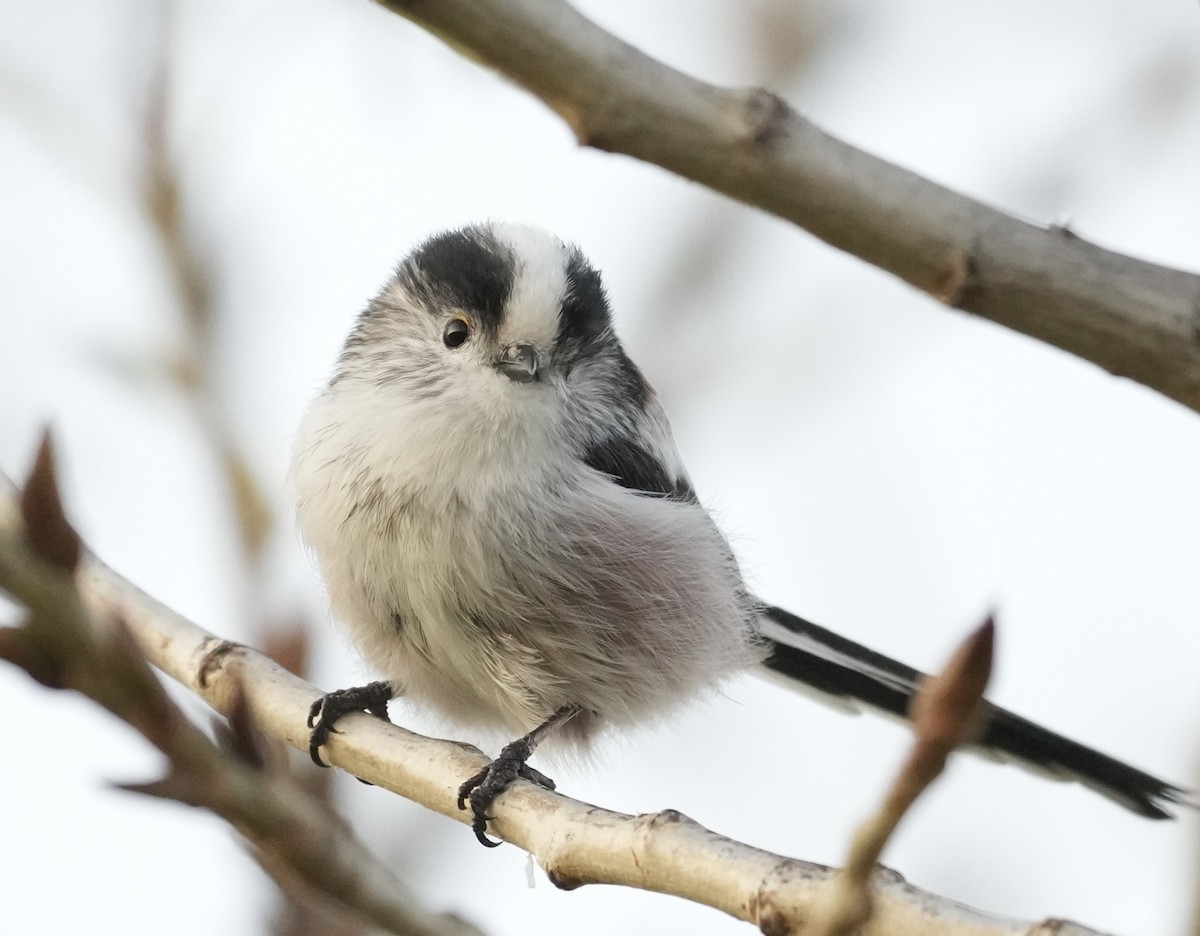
378,0,1200,414
0,442,484,936
137,6,369,933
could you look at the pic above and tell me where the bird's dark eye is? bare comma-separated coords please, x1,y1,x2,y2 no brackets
443,318,471,348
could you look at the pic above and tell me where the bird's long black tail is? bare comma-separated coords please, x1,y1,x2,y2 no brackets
756,604,1187,819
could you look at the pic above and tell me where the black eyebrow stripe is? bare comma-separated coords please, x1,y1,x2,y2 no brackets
402,227,516,337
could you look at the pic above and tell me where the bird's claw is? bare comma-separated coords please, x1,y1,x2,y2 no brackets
457,738,556,847
307,681,394,769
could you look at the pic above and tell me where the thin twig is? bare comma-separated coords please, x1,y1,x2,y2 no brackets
812,620,995,936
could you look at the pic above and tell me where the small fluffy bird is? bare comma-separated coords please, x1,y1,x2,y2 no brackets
293,222,1184,845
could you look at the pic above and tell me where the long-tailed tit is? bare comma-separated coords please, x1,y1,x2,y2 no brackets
293,222,1184,845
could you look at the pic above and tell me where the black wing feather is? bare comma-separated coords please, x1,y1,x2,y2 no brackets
581,433,696,502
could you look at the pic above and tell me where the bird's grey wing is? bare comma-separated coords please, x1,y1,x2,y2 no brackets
578,371,697,503
580,430,696,502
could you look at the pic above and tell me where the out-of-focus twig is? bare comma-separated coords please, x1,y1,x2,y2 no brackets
141,3,274,568
0,435,484,936
811,619,994,936
137,14,347,930
633,0,841,382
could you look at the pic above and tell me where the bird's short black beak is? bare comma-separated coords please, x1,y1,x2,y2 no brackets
494,343,541,383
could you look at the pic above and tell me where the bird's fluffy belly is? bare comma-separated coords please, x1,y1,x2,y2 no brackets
317,479,762,744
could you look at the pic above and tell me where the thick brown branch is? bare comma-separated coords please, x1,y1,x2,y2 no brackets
376,0,1200,412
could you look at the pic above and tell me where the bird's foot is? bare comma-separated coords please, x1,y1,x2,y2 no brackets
457,736,556,847
307,681,394,769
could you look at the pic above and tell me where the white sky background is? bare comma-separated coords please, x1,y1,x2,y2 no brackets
3,0,1200,934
